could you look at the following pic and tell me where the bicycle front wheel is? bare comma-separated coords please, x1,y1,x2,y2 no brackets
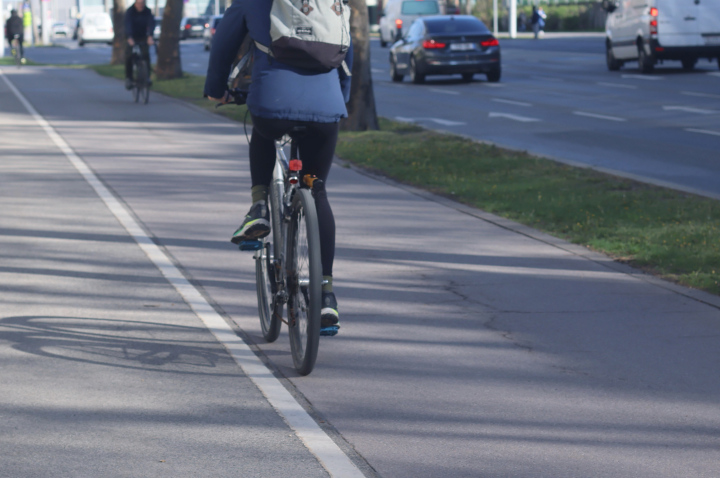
285,188,322,376
256,189,282,343
137,61,150,104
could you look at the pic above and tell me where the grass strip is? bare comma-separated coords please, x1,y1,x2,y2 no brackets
90,64,720,295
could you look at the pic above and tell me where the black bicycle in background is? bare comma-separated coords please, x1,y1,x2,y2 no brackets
130,44,150,104
10,34,23,67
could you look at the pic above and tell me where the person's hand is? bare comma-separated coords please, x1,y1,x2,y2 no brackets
208,91,231,104
127,37,135,46
147,36,154,46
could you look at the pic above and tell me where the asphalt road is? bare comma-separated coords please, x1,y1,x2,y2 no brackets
3,62,720,477
20,34,720,201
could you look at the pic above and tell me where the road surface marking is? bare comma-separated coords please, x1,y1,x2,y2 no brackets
395,116,466,126
488,112,540,122
482,83,505,87
531,75,564,82
621,74,664,80
682,91,720,100
597,82,638,89
663,106,716,115
371,68,384,73
492,98,532,107
1,70,366,478
428,88,460,95
686,128,720,137
573,111,627,122
708,72,720,78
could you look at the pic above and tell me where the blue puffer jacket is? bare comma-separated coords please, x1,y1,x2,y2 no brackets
203,0,353,123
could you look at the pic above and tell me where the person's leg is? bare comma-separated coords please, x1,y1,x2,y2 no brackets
125,43,133,82
140,43,151,81
18,35,24,57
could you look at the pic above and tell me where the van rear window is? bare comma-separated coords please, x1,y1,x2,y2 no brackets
425,18,490,34
401,1,439,15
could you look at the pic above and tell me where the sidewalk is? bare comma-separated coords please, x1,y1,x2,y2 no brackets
2,65,720,477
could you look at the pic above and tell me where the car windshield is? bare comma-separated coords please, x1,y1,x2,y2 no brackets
425,18,490,34
401,1,439,15
187,18,204,26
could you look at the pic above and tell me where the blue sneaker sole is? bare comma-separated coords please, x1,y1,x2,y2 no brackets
320,326,339,337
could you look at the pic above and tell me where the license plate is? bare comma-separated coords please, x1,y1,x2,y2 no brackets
704,35,720,45
450,42,476,51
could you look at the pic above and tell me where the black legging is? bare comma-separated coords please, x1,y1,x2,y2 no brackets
250,115,338,277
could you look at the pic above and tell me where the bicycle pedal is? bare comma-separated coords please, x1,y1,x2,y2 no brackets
238,240,263,251
320,326,339,337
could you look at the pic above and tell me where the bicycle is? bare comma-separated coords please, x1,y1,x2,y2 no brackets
130,44,150,104
225,90,325,376
10,34,22,67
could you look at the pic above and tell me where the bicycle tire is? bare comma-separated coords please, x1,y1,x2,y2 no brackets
286,188,322,376
133,59,141,103
256,186,282,343
13,41,21,67
139,60,150,104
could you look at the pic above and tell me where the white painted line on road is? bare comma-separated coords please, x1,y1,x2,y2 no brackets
531,75,564,82
708,72,720,78
682,91,720,100
482,83,505,87
488,112,540,122
597,82,638,89
621,74,663,81
663,105,716,115
573,111,627,122
492,98,532,107
0,70,365,478
395,116,466,126
428,88,460,95
686,128,720,137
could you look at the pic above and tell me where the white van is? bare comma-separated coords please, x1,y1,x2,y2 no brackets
379,0,442,47
77,12,114,46
603,0,720,72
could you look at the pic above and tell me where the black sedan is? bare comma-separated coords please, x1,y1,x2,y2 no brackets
389,15,501,84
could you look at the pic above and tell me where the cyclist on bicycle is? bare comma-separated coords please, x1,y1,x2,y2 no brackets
204,0,352,333
4,10,24,63
124,0,155,90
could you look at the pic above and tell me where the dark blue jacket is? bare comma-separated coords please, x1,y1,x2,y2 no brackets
124,5,155,42
203,0,352,123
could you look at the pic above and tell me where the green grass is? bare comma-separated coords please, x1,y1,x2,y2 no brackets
0,57,40,66
89,65,720,295
336,119,720,295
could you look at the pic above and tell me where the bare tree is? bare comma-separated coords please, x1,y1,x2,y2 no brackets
111,0,127,65
340,0,379,132
155,0,184,79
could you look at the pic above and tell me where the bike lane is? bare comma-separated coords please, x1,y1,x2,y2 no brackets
3,66,720,477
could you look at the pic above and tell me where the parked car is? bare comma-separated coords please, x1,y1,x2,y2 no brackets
603,0,720,72
77,12,113,46
388,15,501,83
52,22,71,38
379,0,441,47
153,17,162,40
203,15,223,51
180,17,205,39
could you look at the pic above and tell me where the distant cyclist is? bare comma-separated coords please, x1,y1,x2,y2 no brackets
124,0,155,90
4,10,24,63
204,0,352,333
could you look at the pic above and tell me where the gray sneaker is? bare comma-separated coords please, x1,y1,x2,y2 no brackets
231,201,270,244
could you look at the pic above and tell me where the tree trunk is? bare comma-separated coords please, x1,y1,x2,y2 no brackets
155,0,183,79
340,0,379,132
111,0,127,65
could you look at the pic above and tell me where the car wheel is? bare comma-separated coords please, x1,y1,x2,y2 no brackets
638,41,654,73
409,57,425,84
461,73,474,82
606,41,622,71
486,67,501,83
681,58,696,71
390,57,404,82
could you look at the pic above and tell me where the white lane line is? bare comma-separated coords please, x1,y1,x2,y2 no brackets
428,88,460,95
573,111,627,122
686,128,720,137
395,116,466,126
663,105,716,115
1,70,365,478
531,75,564,82
621,74,664,81
708,72,720,78
488,112,540,122
682,91,720,100
482,83,505,87
597,82,638,89
492,98,532,107
371,68,384,73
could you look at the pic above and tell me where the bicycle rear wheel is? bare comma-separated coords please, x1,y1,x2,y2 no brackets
136,60,150,104
286,188,322,376
256,187,282,343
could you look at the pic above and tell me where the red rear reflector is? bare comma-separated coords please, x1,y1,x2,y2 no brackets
650,19,658,27
395,19,403,27
185,24,191,29
650,7,658,16
423,39,446,49
289,159,303,171
655,47,664,51
481,38,499,47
